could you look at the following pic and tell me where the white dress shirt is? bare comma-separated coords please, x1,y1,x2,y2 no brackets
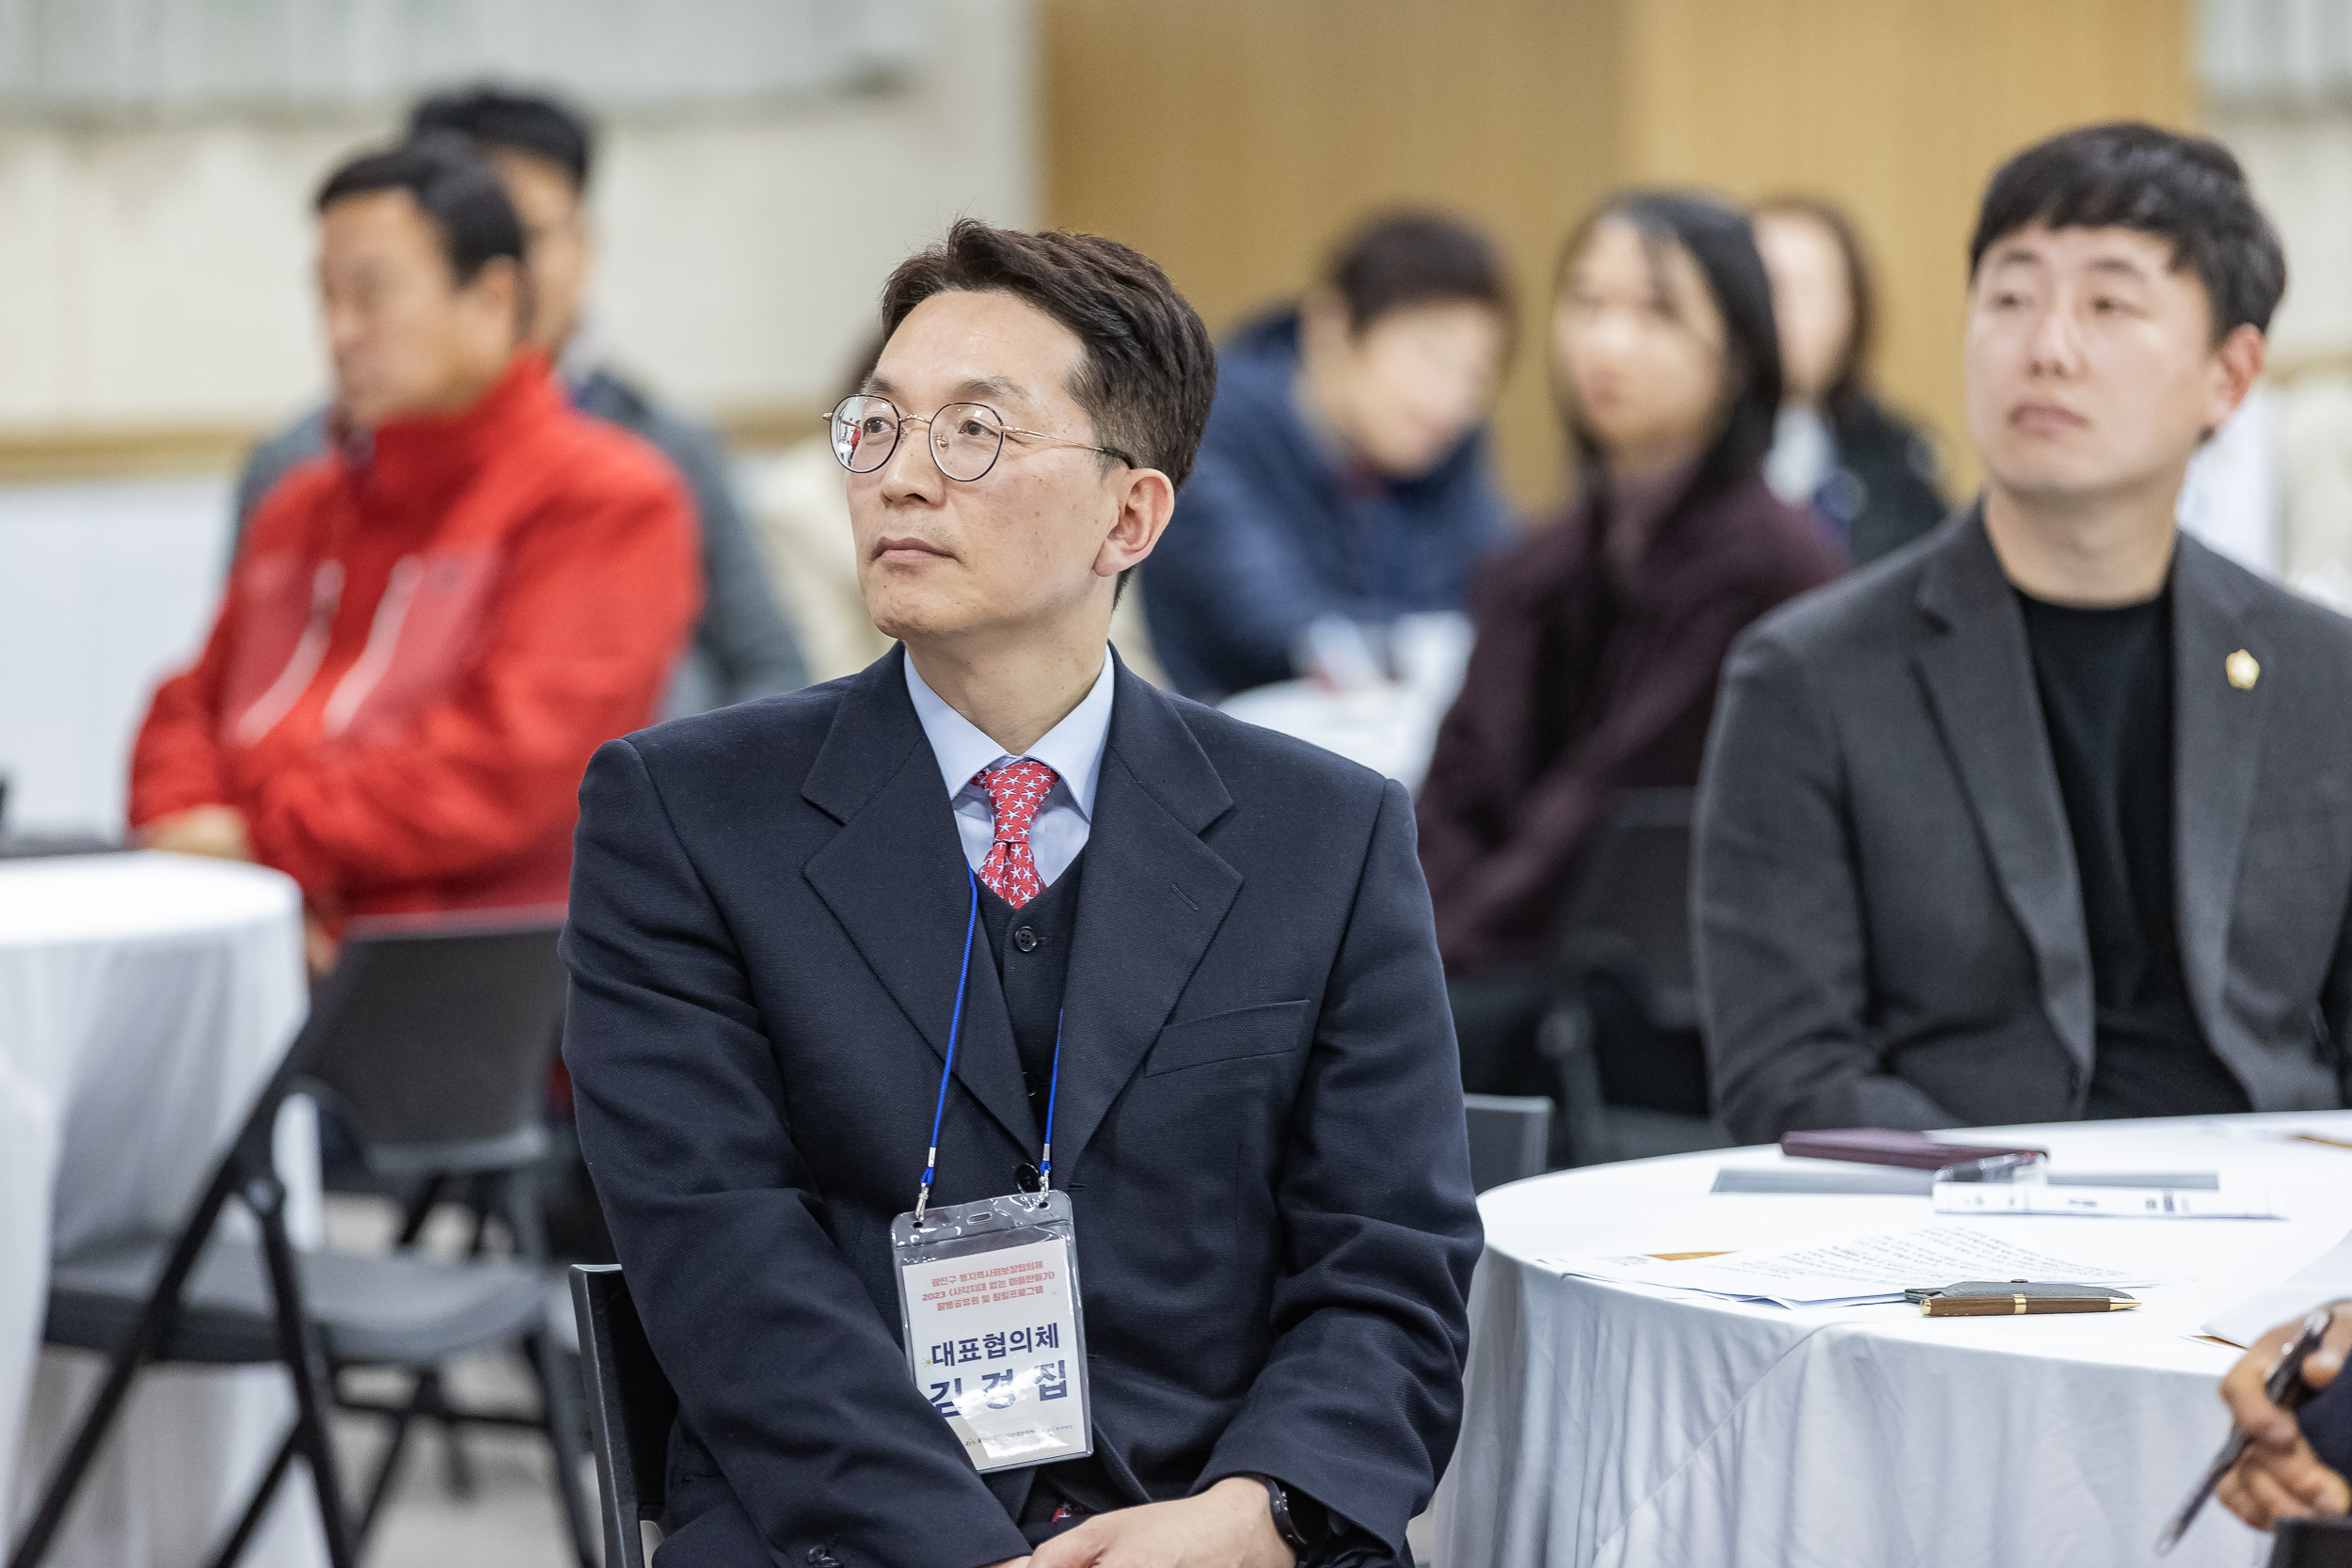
904,650,1115,888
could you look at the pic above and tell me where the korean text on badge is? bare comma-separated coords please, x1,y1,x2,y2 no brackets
899,1233,1089,1470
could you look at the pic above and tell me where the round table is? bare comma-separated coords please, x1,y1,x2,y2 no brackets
1432,1112,2352,1568
1217,682,1449,788
0,851,321,1568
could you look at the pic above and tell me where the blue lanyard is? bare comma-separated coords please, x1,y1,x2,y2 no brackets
914,866,1066,1225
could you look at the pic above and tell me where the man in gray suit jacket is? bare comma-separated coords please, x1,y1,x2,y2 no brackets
1697,122,2352,1144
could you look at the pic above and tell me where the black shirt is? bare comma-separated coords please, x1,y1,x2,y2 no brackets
2016,584,2249,1118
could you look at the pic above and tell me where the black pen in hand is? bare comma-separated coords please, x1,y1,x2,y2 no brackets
2156,1307,2335,1555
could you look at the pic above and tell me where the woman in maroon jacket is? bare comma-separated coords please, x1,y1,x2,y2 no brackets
1420,192,1843,1093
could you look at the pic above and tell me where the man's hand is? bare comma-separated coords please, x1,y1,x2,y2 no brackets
303,912,342,979
2218,1303,2352,1529
1028,1476,1293,1568
142,804,254,863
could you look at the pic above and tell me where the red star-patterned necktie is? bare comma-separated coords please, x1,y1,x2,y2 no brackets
973,759,1060,909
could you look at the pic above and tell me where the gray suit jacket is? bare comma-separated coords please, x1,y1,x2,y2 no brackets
1695,508,2352,1143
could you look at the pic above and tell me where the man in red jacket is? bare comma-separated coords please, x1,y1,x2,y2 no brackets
131,136,697,965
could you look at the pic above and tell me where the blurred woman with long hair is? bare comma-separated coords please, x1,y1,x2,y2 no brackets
1420,192,1840,1103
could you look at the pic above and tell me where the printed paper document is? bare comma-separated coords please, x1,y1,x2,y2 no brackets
1537,1223,2155,1308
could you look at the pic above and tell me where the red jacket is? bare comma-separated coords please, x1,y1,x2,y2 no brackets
131,354,700,923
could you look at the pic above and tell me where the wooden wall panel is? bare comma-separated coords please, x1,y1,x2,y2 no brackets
1623,0,2194,491
1042,0,1627,509
1043,0,2192,509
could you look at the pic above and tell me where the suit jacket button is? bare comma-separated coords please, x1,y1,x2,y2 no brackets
1015,1163,1042,1193
1014,927,1041,953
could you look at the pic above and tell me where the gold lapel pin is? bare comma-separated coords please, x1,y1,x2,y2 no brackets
2227,649,2261,690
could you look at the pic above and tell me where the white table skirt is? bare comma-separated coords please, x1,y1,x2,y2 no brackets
0,1055,57,1521
1433,1113,2352,1568
1,852,322,1568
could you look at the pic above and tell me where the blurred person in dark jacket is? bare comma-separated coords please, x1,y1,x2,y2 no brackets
233,87,805,716
1419,193,1839,1095
1143,212,1514,700
1754,195,1949,567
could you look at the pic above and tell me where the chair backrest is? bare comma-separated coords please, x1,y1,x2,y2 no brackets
290,911,569,1177
1551,788,1697,1029
2272,1515,2352,1567
1462,1094,1551,1193
570,1263,675,1568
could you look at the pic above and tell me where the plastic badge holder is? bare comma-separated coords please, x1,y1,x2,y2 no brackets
892,1190,1093,1474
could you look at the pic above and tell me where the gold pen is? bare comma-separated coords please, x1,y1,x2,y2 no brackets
1905,1280,2139,1317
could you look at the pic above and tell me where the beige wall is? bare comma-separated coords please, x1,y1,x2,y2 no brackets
1044,0,2193,509
1618,0,2193,497
0,0,1037,468
1044,0,1626,515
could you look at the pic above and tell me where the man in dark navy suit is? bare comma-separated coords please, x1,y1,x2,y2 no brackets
561,220,1482,1567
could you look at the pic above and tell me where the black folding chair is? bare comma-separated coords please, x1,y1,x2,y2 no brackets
569,1264,676,1568
1461,1094,1551,1193
1539,789,1731,1165
9,913,593,1568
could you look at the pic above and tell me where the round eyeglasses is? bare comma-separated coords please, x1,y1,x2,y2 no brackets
824,394,1136,483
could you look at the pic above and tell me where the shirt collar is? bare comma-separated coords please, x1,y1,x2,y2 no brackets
903,649,1116,820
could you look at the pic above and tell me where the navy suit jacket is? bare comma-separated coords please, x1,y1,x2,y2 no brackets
2308,1370,2352,1482
561,646,1482,1567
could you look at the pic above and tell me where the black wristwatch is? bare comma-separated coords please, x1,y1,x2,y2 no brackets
1247,1473,1327,1561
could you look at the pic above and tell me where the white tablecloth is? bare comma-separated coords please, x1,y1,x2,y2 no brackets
1218,682,1449,788
1433,1113,2352,1568
1216,611,1471,789
1,852,322,1568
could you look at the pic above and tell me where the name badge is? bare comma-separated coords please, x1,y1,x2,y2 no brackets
891,1190,1093,1473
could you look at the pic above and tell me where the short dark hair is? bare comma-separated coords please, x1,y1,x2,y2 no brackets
1554,191,1783,504
315,135,526,288
1327,210,1515,343
1753,194,1878,412
879,219,1218,492
1968,121,2286,341
410,86,595,193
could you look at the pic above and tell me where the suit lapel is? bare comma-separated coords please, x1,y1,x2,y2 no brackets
801,649,1036,1152
1910,512,2095,1070
1051,661,1242,1181
2170,536,2268,1038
